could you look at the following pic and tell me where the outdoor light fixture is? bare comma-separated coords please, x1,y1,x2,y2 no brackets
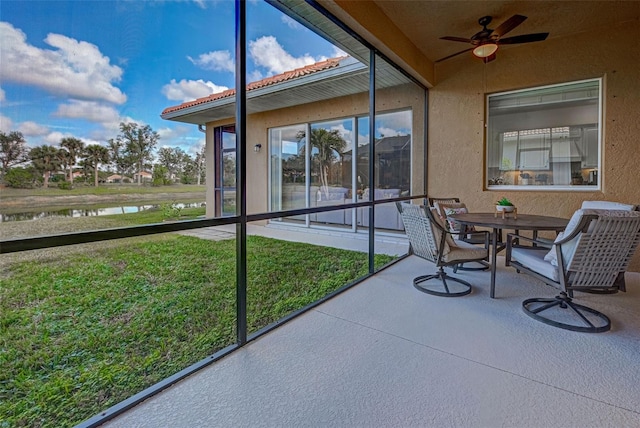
473,42,498,58
254,144,262,152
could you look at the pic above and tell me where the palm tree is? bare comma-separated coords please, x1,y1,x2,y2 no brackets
56,149,72,182
297,128,347,199
29,145,61,188
60,137,85,184
84,144,110,187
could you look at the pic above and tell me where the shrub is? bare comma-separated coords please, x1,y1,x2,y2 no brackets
4,167,41,188
161,202,183,220
58,181,73,190
152,165,171,186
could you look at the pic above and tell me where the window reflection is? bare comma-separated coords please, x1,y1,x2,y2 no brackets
487,79,601,189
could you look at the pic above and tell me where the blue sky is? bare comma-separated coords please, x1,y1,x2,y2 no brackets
0,0,344,157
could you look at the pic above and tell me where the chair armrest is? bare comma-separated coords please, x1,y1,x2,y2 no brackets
506,233,553,249
465,229,490,249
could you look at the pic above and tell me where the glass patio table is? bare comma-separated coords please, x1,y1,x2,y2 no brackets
448,213,568,298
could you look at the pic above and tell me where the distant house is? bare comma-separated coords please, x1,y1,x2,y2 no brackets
133,171,152,182
106,174,129,183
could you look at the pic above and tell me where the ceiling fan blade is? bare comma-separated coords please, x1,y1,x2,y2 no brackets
435,47,474,63
440,36,474,43
492,14,527,37
498,33,549,45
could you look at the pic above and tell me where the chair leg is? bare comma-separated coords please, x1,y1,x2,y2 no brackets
414,266,472,297
455,260,490,272
522,292,611,333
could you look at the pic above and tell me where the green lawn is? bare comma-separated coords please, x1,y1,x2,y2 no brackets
0,183,206,198
0,233,394,427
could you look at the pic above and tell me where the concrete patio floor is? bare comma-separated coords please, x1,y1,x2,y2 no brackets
102,229,640,428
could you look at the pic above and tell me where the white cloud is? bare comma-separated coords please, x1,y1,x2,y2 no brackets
377,111,411,135
0,87,5,102
249,36,316,75
188,139,205,156
162,79,229,102
0,22,126,104
80,138,105,147
248,70,264,83
0,114,13,131
157,125,204,156
188,50,234,72
43,131,74,144
281,15,301,29
332,46,348,58
54,100,121,124
18,121,49,136
330,123,354,152
357,132,369,146
157,126,184,141
377,127,401,137
330,123,352,139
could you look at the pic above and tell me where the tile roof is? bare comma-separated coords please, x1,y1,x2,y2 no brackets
161,56,348,115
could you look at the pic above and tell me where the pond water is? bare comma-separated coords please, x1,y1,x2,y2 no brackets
0,202,205,223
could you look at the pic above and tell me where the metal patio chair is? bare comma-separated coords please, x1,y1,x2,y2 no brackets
397,203,489,297
506,209,640,333
428,196,492,271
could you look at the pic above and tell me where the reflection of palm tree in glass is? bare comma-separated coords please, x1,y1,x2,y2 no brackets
297,128,346,199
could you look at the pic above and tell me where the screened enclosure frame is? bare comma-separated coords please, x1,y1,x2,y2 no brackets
0,1,428,426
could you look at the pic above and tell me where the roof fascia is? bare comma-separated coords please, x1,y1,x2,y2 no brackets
162,57,366,122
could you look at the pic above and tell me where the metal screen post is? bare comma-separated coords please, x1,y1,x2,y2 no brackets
235,0,247,345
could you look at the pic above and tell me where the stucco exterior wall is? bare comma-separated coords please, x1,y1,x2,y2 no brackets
205,82,426,218
429,21,640,270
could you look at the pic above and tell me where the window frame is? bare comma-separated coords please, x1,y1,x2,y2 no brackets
485,78,602,192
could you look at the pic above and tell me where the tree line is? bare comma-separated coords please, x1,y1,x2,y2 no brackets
0,122,205,189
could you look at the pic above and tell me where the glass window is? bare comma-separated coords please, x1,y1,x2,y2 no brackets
268,109,412,231
214,125,236,217
269,124,307,213
372,110,412,198
486,79,601,190
310,119,353,204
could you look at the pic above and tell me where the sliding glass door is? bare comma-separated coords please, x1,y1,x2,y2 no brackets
214,125,237,217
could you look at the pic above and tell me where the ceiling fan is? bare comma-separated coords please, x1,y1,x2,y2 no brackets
437,15,549,63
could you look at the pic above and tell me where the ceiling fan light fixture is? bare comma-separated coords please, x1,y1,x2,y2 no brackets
473,42,498,58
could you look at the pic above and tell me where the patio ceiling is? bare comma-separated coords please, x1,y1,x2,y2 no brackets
319,0,640,85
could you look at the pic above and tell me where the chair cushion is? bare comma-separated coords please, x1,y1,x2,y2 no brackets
443,239,488,263
428,207,455,252
433,201,465,221
434,202,478,234
543,209,585,266
443,206,468,230
512,247,560,283
581,201,636,211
